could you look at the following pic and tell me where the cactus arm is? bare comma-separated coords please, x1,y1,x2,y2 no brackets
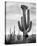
18,21,24,32
27,21,32,33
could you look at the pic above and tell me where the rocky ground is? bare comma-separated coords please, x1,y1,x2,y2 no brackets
5,34,36,44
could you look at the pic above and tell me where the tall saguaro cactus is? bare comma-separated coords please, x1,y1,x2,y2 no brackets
18,5,32,40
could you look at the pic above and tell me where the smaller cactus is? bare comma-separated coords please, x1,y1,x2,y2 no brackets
17,35,21,40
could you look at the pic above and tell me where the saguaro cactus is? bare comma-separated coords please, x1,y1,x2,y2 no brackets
18,5,32,40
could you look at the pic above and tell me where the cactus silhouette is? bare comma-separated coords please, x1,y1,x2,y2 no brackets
18,5,32,39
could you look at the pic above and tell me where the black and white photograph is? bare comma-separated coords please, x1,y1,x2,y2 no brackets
5,1,36,44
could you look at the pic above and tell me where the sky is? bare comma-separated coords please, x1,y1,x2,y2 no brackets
6,2,36,35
